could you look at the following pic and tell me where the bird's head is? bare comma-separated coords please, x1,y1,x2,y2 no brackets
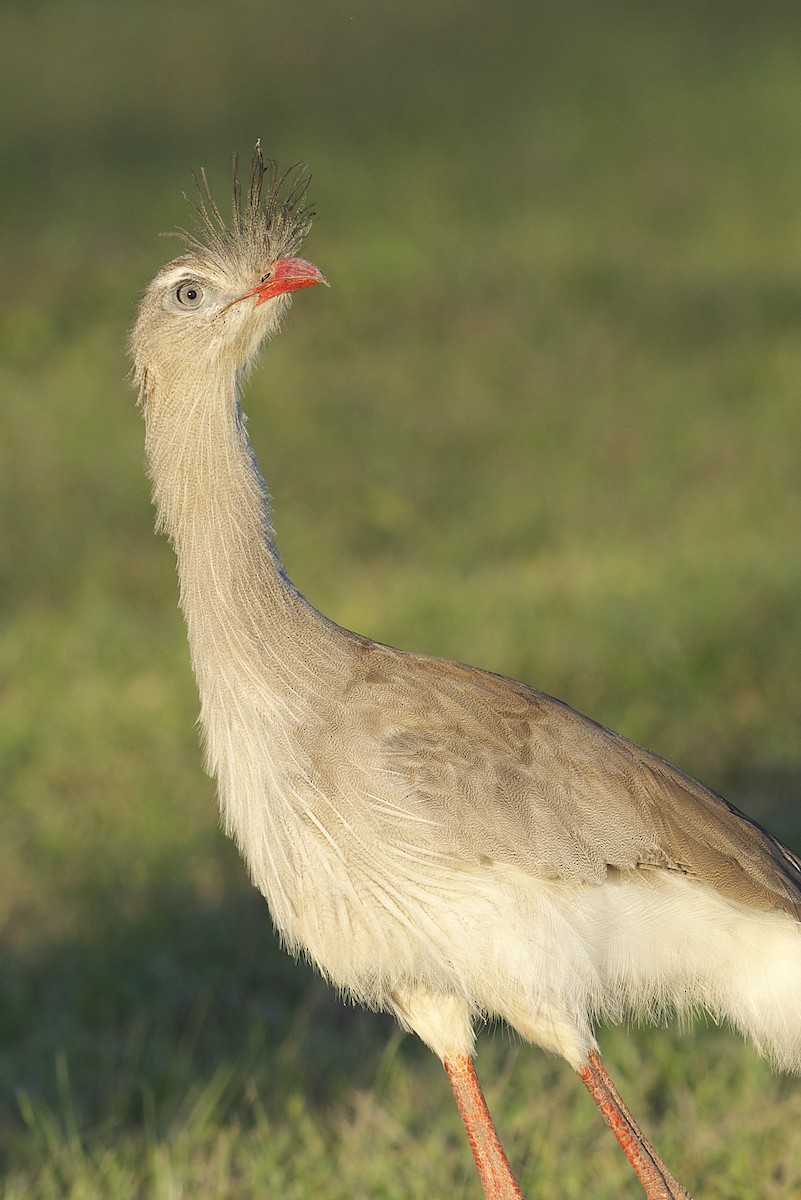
131,142,327,406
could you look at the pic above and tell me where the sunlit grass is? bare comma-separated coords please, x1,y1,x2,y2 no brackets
6,1015,801,1199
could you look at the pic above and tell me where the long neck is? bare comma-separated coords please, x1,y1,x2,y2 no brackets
143,363,341,711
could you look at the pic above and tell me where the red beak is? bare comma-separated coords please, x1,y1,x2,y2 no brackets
240,257,329,306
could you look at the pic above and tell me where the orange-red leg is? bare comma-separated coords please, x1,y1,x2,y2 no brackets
443,1054,524,1200
577,1051,693,1200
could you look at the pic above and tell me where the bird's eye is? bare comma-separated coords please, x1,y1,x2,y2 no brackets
260,270,273,283
175,281,204,308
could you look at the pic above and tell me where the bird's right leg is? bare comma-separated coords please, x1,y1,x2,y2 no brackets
390,988,524,1198
443,1054,525,1200
577,1051,693,1200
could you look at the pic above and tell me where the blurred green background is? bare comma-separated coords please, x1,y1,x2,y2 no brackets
2,1,801,1196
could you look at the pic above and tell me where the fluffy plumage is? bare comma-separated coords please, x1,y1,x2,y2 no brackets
131,145,801,1200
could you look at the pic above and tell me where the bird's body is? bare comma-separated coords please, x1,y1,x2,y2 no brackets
132,146,801,1200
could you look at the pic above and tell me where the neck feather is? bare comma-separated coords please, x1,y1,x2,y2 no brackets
142,363,339,706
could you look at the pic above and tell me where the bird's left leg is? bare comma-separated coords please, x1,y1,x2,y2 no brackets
443,1054,525,1200
577,1051,693,1200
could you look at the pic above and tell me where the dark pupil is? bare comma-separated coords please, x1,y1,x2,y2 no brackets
185,288,197,301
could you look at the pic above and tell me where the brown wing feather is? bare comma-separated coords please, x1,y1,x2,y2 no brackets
360,641,801,920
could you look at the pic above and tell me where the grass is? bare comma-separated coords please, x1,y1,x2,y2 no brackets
2,0,801,1195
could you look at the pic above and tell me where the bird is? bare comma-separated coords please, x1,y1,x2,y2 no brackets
131,141,801,1200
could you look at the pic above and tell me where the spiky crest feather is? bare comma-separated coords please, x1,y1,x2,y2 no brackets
177,139,315,278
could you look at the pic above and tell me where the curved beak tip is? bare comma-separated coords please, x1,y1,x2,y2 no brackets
255,257,329,304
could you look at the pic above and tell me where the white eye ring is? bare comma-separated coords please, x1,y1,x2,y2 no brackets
175,281,204,309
